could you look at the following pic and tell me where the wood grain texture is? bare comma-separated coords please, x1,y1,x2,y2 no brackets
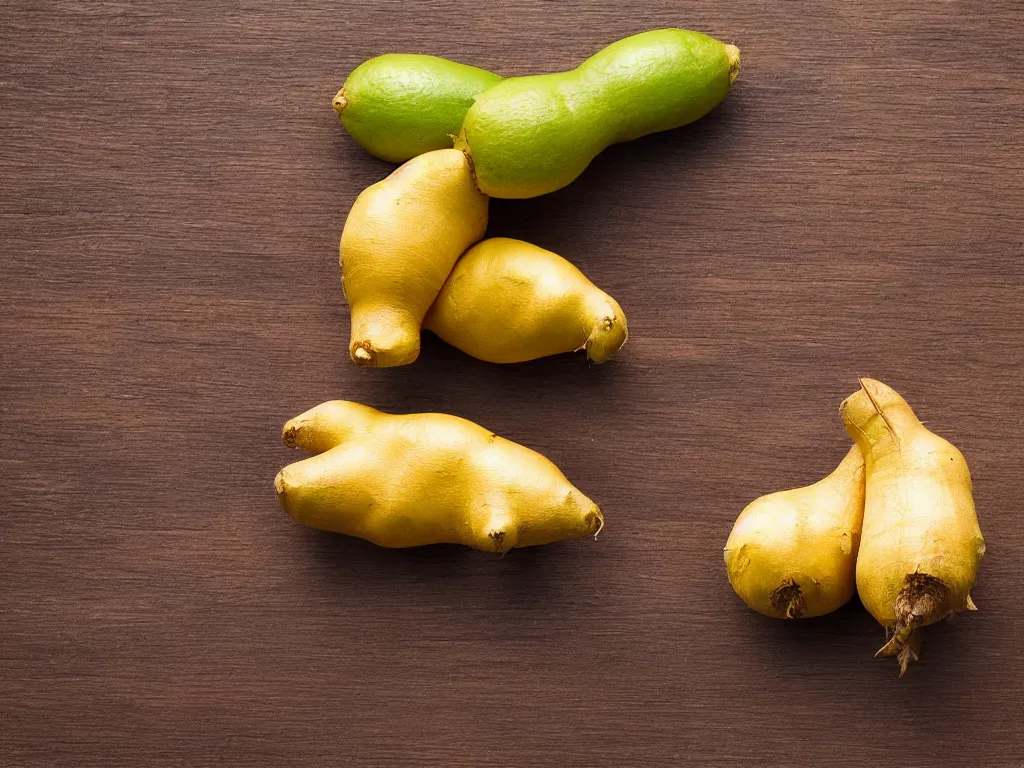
2,1,1023,766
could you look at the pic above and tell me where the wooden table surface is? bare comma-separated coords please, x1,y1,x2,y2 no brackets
3,2,1023,766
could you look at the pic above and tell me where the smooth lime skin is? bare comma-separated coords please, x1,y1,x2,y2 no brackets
455,30,739,198
337,54,502,163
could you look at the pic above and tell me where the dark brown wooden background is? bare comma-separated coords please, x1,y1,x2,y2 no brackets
3,2,1023,766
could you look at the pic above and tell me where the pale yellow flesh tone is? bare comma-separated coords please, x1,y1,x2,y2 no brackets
423,237,628,364
340,149,488,367
724,445,865,619
275,401,603,552
841,378,985,676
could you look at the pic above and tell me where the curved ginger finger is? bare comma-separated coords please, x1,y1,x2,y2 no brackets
282,400,378,454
